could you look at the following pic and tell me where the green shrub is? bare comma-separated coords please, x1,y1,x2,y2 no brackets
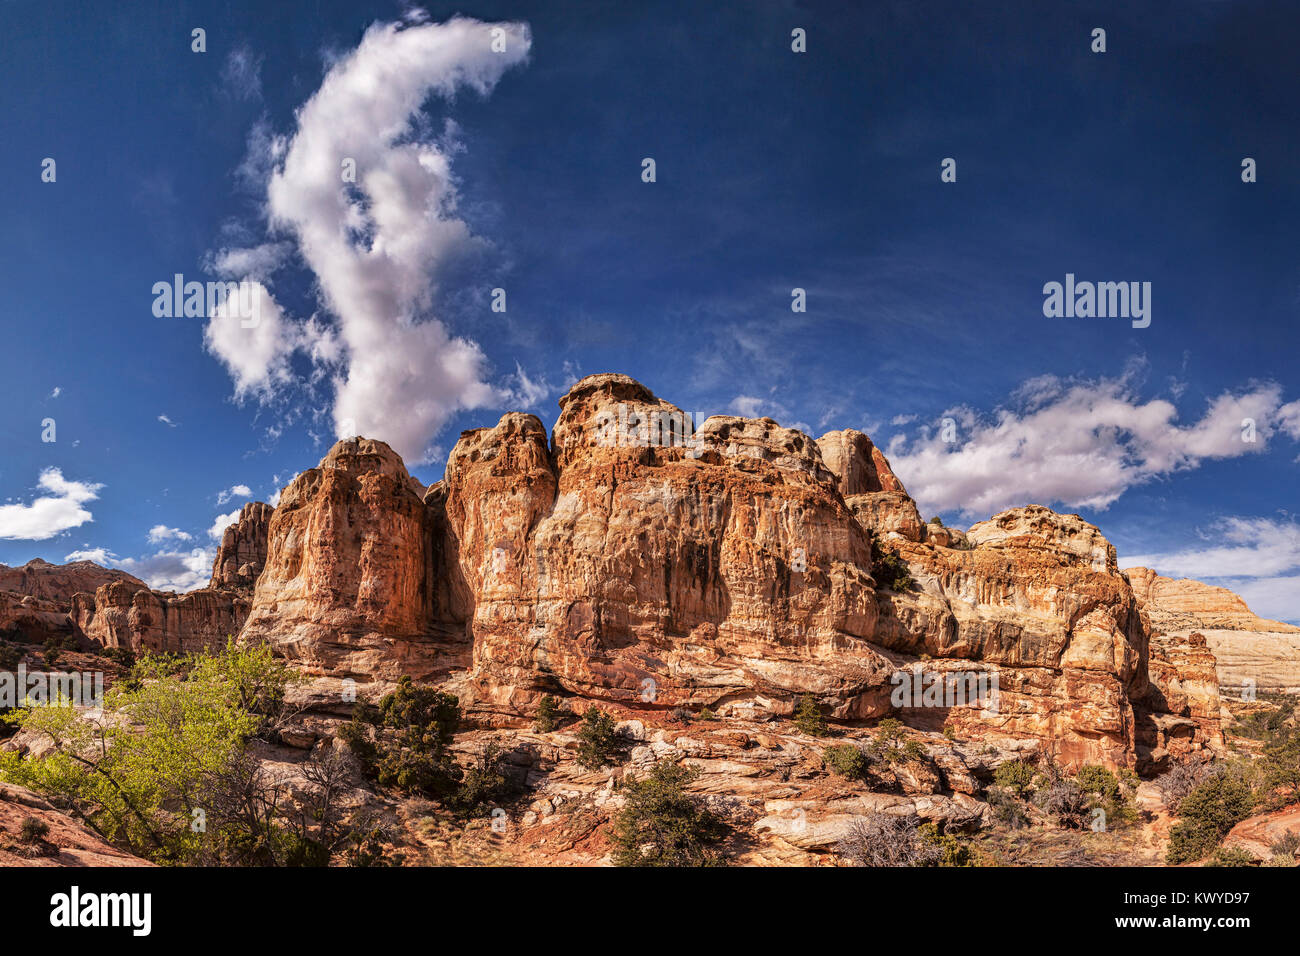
993,759,1036,797
792,695,828,737
534,695,561,733
102,646,136,668
823,744,869,781
576,708,620,770
1167,819,1223,864
611,761,727,866
0,644,282,862
344,822,405,867
1208,845,1256,867
1075,765,1120,801
918,822,972,866
1178,772,1256,836
372,677,462,797
453,742,515,819
869,718,922,764
927,516,944,527
1262,724,1300,805
1165,771,1256,864
19,817,50,843
0,645,22,671
870,541,914,592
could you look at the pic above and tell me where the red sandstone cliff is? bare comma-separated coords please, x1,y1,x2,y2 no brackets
230,373,1226,773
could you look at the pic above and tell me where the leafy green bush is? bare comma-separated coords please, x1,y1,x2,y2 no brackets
918,822,973,866
576,708,620,770
0,645,22,671
1165,771,1256,864
1178,772,1256,835
0,643,367,867
453,742,516,820
993,759,1036,797
1208,845,1256,867
102,646,136,668
1262,723,1300,805
823,744,869,781
870,718,923,764
611,761,727,866
371,677,462,797
1232,693,1295,740
1074,765,1120,801
793,695,829,737
534,695,561,733
19,817,49,843
870,541,914,592
1166,819,1223,864
1,644,282,862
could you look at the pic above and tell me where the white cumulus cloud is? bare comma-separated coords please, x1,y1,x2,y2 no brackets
0,469,102,541
147,525,193,544
887,373,1299,518
65,547,115,565
205,15,532,463
1122,516,1300,625
215,484,253,506
208,510,243,541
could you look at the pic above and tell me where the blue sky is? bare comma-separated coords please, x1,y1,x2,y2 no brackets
1,1,1297,621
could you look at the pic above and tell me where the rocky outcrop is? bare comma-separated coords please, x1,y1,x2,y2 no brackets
0,559,145,646
72,582,248,654
238,438,466,680
1134,632,1225,772
209,501,274,591
817,429,924,542
0,559,144,603
1222,803,1300,862
0,591,76,645
223,375,1235,774
1127,567,1300,694
445,376,887,719
1127,567,1296,631
0,783,151,866
871,507,1150,770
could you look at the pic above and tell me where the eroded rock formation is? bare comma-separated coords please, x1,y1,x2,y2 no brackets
239,438,466,680
1127,566,1300,693
71,583,249,654
228,373,1229,773
210,501,274,591
444,377,886,718
0,559,144,604
61,505,274,655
